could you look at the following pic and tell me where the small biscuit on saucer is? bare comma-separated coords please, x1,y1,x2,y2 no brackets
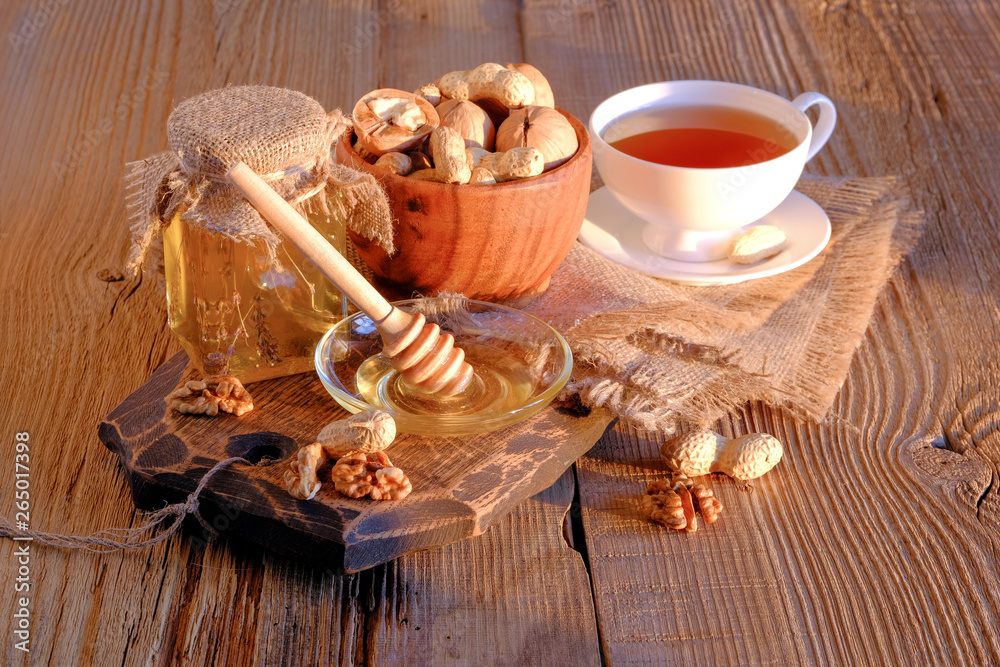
728,225,788,265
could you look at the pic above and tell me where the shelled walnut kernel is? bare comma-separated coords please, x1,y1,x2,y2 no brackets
167,376,253,417
329,450,412,501
640,474,723,532
639,479,686,530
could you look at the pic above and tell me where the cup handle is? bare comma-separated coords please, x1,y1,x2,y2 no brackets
791,92,837,161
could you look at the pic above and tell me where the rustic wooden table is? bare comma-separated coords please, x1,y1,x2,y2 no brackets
3,0,999,664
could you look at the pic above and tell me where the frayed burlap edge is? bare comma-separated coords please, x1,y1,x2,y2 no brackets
533,176,922,434
124,110,394,276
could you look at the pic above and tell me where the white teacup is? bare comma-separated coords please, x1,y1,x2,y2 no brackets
590,80,836,262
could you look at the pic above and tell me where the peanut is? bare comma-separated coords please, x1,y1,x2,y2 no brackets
317,409,397,457
425,126,472,184
468,167,497,185
660,430,783,481
466,146,544,182
372,151,412,176
436,62,535,109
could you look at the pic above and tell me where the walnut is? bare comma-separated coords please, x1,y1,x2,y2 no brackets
166,376,254,417
352,88,439,156
168,384,220,416
329,451,374,498
640,475,723,532
371,467,413,501
639,480,686,530
282,416,410,502
329,450,412,501
283,443,327,500
496,106,578,171
675,484,698,533
691,483,723,524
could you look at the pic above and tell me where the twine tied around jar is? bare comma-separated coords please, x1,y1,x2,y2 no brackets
124,85,395,274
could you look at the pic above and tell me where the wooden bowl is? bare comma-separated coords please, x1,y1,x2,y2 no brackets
336,108,592,307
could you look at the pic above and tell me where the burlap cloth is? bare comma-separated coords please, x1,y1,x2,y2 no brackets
126,86,393,275
525,175,921,433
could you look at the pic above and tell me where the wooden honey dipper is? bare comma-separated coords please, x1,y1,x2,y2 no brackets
227,161,475,397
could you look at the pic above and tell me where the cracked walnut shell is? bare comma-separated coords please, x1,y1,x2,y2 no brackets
167,376,254,416
353,88,439,156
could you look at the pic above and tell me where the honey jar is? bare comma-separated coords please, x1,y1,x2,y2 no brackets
162,205,347,383
125,86,393,383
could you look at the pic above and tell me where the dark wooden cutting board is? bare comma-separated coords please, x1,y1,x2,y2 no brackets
98,352,612,572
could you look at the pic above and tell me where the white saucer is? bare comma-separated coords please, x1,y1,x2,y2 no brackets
578,187,832,285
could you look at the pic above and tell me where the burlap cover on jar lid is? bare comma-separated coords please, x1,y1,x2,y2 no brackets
125,85,394,273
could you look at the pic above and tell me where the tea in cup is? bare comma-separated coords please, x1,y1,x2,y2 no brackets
590,80,836,262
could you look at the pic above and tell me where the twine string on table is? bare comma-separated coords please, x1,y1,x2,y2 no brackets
0,457,248,553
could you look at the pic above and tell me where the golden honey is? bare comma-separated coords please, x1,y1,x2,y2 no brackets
354,341,534,418
163,209,347,383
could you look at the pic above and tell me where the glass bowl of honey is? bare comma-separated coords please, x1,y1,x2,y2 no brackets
314,298,573,436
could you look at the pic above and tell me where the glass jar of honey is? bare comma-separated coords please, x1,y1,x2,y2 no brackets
163,204,347,383
124,86,396,383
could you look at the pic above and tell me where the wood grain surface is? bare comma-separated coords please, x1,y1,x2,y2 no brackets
2,0,999,665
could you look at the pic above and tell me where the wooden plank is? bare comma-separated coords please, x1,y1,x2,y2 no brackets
521,0,1000,663
0,0,607,663
348,2,604,662
8,0,1000,663
362,467,602,666
377,0,524,93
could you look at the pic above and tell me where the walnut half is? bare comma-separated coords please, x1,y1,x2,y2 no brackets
640,479,686,530
329,450,412,501
167,376,254,417
640,474,724,532
283,443,327,500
